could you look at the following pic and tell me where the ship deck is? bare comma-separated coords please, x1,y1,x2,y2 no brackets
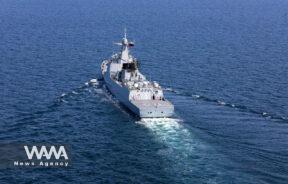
132,100,173,108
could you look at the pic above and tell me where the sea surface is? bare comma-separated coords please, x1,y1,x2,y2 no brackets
1,0,288,183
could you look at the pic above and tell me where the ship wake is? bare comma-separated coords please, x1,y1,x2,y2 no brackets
164,87,288,123
136,117,224,183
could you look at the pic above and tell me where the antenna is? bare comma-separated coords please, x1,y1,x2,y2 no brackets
124,28,127,39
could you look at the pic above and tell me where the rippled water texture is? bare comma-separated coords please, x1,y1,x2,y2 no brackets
1,0,288,183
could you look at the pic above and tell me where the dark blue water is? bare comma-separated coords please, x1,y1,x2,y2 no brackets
1,0,288,183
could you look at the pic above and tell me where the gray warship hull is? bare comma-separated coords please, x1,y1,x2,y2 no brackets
103,68,174,118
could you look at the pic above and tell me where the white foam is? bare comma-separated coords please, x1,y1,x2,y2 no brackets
61,99,68,103
94,88,104,94
192,94,200,98
136,118,197,153
136,117,207,176
72,91,78,95
218,101,226,105
165,87,173,91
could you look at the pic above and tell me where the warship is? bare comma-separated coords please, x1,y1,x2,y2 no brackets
101,31,174,118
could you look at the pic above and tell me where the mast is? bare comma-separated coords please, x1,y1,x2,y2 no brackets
121,29,129,62
120,29,134,63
